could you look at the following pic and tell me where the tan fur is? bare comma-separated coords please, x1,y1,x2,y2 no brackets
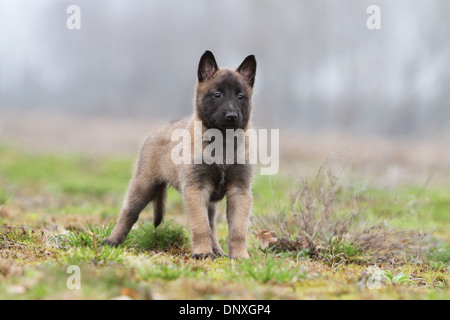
105,52,256,259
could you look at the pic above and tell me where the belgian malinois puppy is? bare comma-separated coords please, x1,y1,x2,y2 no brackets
105,51,256,259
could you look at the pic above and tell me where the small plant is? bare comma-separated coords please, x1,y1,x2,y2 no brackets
54,220,190,256
427,261,447,272
128,219,190,253
53,223,117,248
236,256,307,284
382,271,413,285
64,246,124,266
136,263,201,281
0,225,49,249
324,238,359,269
427,244,450,264
324,238,361,269
335,239,360,259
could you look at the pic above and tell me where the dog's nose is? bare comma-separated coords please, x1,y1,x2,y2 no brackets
226,112,238,121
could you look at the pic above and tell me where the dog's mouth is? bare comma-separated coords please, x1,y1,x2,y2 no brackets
222,124,241,130
200,110,246,131
208,119,242,131
217,124,243,131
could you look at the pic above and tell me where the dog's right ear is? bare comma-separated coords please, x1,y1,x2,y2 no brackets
198,50,219,82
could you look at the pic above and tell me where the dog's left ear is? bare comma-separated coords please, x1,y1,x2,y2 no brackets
236,55,257,87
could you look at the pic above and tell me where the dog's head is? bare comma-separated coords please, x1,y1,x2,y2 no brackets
195,51,256,131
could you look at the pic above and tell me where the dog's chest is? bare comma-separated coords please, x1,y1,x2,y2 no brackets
191,162,250,202
209,164,227,202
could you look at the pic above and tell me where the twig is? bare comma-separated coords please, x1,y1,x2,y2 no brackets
0,225,34,230
0,232,30,248
92,232,98,266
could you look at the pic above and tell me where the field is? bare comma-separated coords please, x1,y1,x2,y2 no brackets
0,116,449,300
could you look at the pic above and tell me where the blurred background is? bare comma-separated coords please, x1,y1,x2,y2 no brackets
0,0,449,184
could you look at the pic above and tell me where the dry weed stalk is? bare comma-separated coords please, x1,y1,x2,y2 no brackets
253,164,428,263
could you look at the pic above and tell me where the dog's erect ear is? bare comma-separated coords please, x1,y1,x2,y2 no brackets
236,55,256,87
198,50,219,82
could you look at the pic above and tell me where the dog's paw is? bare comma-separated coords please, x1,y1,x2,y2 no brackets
103,237,124,247
229,250,250,260
212,248,229,259
192,252,216,260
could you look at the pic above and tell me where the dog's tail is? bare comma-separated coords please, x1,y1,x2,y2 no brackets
153,183,167,228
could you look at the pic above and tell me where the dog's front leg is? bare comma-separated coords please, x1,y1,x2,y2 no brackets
226,187,252,259
183,184,215,259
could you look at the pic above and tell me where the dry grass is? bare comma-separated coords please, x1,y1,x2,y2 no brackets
252,163,429,265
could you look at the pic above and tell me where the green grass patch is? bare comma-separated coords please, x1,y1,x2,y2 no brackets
52,223,118,249
1,145,449,299
63,246,125,266
136,263,202,281
128,220,190,253
234,256,307,284
427,244,450,264
0,145,132,197
52,219,190,256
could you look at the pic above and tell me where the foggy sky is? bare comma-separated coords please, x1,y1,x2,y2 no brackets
1,0,449,139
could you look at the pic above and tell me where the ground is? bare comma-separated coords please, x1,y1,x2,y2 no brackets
0,114,449,300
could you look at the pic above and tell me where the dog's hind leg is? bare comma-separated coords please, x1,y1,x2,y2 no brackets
153,183,167,228
105,177,161,246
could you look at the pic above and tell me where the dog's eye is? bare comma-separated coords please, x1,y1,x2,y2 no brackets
213,92,222,98
237,93,245,100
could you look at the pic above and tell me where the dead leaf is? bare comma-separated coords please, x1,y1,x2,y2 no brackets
255,230,278,250
120,287,140,299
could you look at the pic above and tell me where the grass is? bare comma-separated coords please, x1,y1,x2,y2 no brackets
0,144,449,299
128,220,191,253
427,244,450,263
235,256,308,284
